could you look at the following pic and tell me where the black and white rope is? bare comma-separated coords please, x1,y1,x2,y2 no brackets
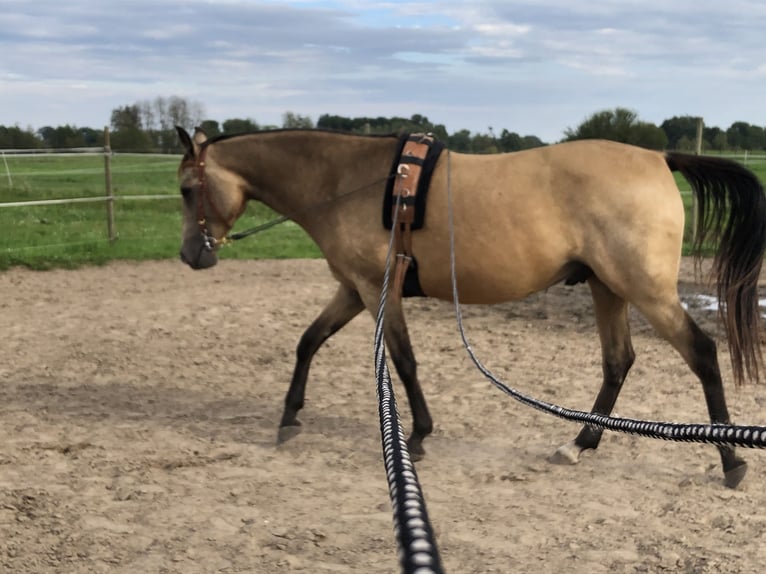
444,150,766,450
374,194,444,574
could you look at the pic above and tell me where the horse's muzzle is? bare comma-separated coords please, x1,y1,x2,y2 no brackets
180,238,218,270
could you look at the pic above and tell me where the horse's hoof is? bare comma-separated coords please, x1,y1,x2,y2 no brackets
277,423,302,444
549,440,581,465
408,449,425,463
406,438,426,462
723,461,748,489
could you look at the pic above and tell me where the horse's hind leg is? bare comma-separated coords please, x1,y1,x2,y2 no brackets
551,277,635,464
689,321,747,487
277,283,364,443
635,295,746,488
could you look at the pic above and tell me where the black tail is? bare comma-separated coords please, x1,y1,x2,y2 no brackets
666,152,766,384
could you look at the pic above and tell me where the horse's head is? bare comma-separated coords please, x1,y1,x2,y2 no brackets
176,126,247,269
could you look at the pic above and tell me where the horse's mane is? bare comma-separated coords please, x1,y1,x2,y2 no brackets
201,128,401,149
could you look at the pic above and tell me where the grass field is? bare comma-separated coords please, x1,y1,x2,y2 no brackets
1,151,765,270
0,153,320,270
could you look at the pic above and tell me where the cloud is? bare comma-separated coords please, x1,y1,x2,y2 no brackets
0,0,764,142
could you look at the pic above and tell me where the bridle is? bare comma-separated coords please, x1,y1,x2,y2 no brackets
190,144,234,251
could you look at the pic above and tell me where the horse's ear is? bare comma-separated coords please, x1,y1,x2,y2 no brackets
193,127,208,146
176,126,196,156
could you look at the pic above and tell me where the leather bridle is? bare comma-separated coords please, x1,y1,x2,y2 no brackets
190,145,233,251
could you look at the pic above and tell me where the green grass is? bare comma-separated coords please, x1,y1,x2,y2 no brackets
0,153,320,270
1,152,765,270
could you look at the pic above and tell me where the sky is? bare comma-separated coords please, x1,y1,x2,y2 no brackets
1,0,765,143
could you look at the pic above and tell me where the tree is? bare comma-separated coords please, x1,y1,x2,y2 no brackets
428,123,450,143
498,129,523,152
388,115,446,140
497,130,546,152
110,105,151,151
35,125,94,148
565,108,637,141
726,122,765,151
222,118,260,134
0,125,40,149
100,107,553,154
626,122,668,150
676,135,695,152
660,116,699,149
78,127,103,147
109,96,206,152
36,126,57,148
748,125,766,150
519,135,546,150
448,129,472,152
565,107,666,150
703,126,725,151
317,114,355,131
317,113,449,140
199,120,221,137
110,128,151,152
471,133,497,154
711,131,728,151
138,100,157,132
282,112,314,129
166,96,204,132
110,105,142,132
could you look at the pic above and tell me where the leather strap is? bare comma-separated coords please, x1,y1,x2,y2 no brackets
391,134,434,298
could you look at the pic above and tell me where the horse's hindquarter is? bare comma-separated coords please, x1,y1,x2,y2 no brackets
415,140,685,303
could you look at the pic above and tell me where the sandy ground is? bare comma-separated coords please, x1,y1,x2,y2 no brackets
2,258,766,573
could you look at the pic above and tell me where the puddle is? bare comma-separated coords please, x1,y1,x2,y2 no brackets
681,294,766,318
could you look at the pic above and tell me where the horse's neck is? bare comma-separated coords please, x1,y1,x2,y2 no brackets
215,132,396,219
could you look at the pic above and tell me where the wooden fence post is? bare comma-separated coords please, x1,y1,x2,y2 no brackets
1,151,12,190
103,127,116,243
691,117,703,241
695,117,703,155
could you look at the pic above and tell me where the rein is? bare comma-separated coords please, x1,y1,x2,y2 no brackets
375,189,443,574
190,144,394,250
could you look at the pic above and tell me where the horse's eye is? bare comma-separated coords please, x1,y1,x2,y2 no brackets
181,186,192,199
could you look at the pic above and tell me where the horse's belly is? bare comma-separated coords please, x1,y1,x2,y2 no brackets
418,261,563,304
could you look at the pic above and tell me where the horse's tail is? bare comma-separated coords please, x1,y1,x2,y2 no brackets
666,152,766,384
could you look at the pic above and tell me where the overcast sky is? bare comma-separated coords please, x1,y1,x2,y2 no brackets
1,0,765,142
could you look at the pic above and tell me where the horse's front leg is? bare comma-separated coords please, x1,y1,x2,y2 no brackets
277,283,364,443
372,291,434,461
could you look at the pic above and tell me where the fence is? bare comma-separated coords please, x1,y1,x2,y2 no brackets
711,151,766,165
0,128,177,245
0,144,316,269
1,136,763,263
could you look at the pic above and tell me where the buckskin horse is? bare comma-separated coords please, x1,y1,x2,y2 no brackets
175,126,766,488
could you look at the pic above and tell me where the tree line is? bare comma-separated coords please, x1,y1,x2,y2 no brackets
563,108,766,151
1,96,764,153
0,105,546,154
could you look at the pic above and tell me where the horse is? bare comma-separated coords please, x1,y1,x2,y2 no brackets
175,126,766,488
